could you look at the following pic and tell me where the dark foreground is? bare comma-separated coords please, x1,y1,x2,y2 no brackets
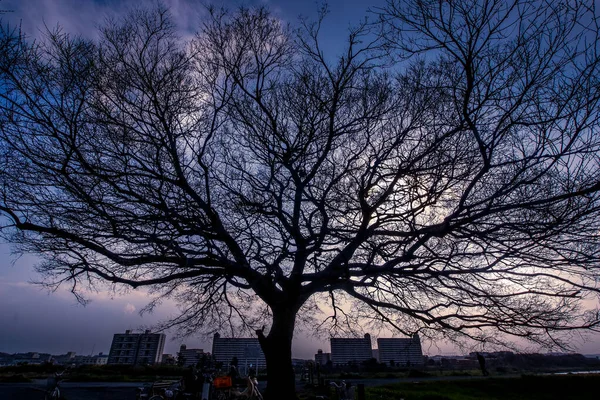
0,381,142,400
2,374,600,400
366,373,600,400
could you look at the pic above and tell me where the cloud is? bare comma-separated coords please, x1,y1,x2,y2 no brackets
0,280,186,354
124,303,136,314
2,0,207,41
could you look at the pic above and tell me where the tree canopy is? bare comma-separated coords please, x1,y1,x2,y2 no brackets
2,0,600,397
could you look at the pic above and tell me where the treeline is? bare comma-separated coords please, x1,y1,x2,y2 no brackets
498,353,600,370
0,363,188,381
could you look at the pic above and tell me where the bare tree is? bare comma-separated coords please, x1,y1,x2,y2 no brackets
2,1,600,397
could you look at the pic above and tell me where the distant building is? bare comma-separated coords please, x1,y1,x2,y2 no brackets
0,352,52,366
330,334,373,365
211,333,266,374
377,335,424,366
315,349,331,365
73,353,109,366
94,353,109,365
51,352,76,365
0,353,11,366
178,345,204,367
107,330,166,365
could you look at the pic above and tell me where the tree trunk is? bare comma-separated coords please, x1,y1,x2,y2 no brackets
257,306,298,400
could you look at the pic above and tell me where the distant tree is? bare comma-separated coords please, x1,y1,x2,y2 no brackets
2,1,600,398
361,357,381,372
362,357,379,367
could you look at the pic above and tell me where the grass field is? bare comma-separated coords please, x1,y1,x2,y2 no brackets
366,374,600,400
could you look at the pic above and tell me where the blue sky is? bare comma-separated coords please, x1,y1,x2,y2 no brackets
1,0,387,51
0,0,391,359
1,0,599,359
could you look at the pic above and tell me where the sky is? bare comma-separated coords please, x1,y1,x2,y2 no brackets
0,0,599,360
0,0,392,360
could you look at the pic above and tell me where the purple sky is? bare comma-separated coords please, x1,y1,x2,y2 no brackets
1,0,599,359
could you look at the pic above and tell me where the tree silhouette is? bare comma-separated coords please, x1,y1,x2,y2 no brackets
2,1,600,398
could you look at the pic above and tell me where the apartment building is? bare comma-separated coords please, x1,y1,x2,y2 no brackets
377,334,424,366
211,333,266,373
330,334,373,365
107,330,166,365
315,349,331,365
178,344,204,367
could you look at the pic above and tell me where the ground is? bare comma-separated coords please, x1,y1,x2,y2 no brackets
364,374,600,400
0,381,141,400
1,373,599,399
